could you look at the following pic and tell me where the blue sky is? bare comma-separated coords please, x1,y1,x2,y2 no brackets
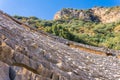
0,0,120,20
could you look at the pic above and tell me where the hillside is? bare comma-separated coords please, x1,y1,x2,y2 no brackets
1,9,120,80
14,6,120,50
54,6,120,23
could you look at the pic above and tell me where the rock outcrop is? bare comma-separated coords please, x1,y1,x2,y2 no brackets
54,6,120,23
1,10,120,80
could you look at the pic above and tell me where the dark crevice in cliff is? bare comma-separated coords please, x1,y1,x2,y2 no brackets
9,67,16,80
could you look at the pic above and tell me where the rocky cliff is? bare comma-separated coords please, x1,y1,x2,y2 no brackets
54,6,120,23
1,10,120,80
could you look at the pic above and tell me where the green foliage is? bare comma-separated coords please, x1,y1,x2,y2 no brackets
14,15,120,50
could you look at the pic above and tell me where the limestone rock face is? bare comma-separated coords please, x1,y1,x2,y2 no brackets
0,61,10,80
1,10,120,80
54,6,120,23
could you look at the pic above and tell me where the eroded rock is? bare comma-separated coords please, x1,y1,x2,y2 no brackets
0,10,120,80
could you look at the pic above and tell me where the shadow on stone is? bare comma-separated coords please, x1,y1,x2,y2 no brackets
9,67,16,80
